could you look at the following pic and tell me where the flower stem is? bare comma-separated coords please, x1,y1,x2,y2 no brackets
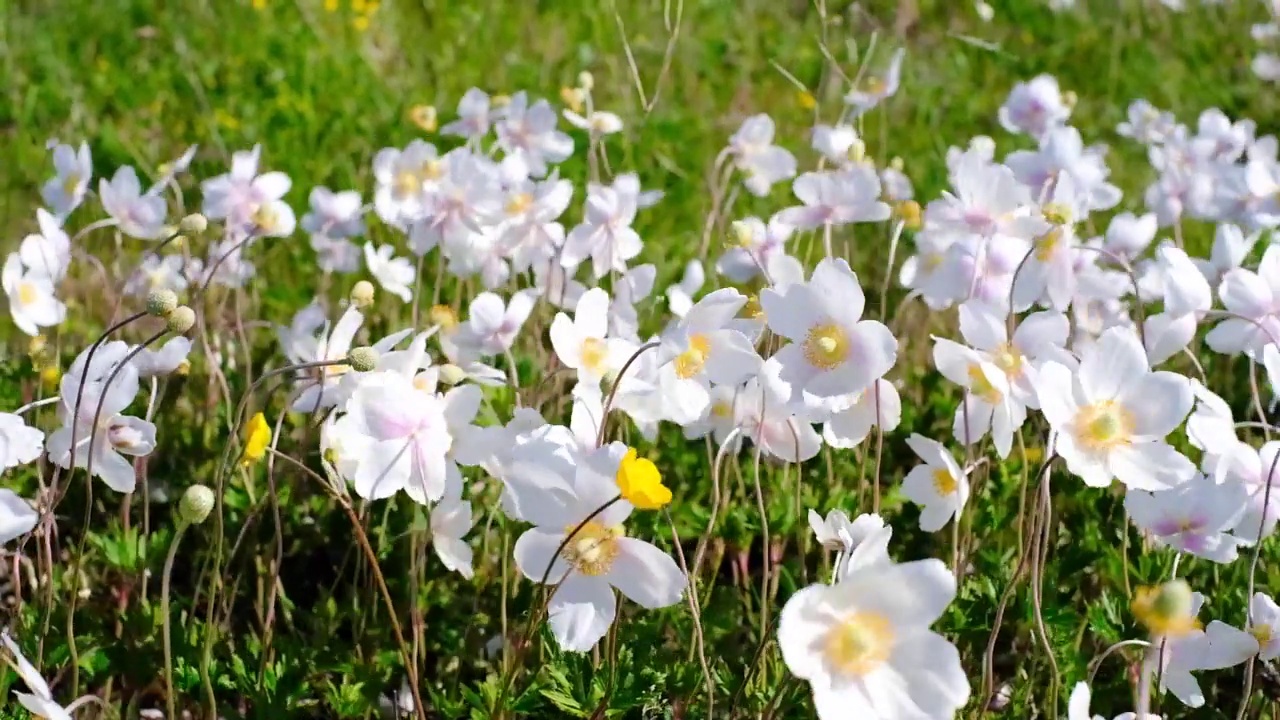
163,521,190,720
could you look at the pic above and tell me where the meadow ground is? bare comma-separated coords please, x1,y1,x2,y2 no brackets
2,0,1280,718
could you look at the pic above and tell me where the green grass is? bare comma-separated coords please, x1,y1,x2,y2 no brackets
1,0,1279,718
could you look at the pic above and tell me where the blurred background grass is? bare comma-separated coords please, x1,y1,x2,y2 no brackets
2,0,1274,293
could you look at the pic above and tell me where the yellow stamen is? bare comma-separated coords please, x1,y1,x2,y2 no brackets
803,323,850,371
1074,400,1134,451
673,334,711,380
932,468,958,496
825,611,894,676
560,521,623,576
580,337,608,375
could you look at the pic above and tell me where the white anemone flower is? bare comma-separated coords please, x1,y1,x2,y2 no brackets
736,359,821,463
1067,681,1158,720
0,413,44,471
47,359,156,493
3,632,75,720
901,434,970,531
563,109,624,136
657,288,761,423
664,259,705,319
99,166,167,239
727,114,798,197
41,141,92,219
1248,592,1280,661
282,305,364,413
1125,473,1249,563
431,494,475,579
821,378,902,450
807,510,892,579
549,288,634,385
455,290,537,357
1036,326,1195,490
774,167,891,231
762,258,897,400
440,88,492,140
363,242,415,303
510,442,686,651
778,558,969,720
3,253,66,337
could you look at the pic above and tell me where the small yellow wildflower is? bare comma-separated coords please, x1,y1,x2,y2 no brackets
797,90,817,110
409,104,438,132
324,0,339,10
252,0,266,9
242,412,272,466
1132,580,1201,638
353,14,370,31
40,366,60,390
615,448,672,510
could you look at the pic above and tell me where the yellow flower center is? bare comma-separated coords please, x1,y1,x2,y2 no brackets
393,171,421,197
711,400,733,419
992,343,1024,378
506,192,533,216
932,468,958,496
862,76,887,95
742,295,764,320
803,323,850,371
421,159,444,181
16,281,39,307
922,253,944,272
1132,581,1201,638
1034,227,1064,262
1252,625,1273,647
674,334,711,380
62,172,81,196
560,521,624,576
251,203,281,233
824,611,895,676
967,364,1002,403
560,86,585,114
580,337,608,375
429,304,458,330
409,105,437,132
1074,401,1134,451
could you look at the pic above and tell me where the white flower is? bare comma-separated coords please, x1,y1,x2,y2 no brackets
1205,244,1280,358
563,109,624,135
737,359,822,463
657,288,761,423
510,442,686,651
807,510,892,578
1249,592,1280,661
200,144,295,238
775,168,891,231
455,290,537,357
549,288,634,385
1146,598,1257,708
431,495,475,579
495,92,574,177
925,151,1035,240
125,255,188,297
812,124,861,165
47,354,156,493
728,114,798,196
281,305,364,413
333,370,452,503
372,140,440,228
1192,223,1256,288
999,74,1071,138
41,141,92,219
562,178,644,279
717,215,794,283
363,242,415,303
302,186,365,240
1103,211,1158,260
132,337,193,378
1156,244,1211,318
1125,473,1248,563
1036,326,1195,490
778,558,969,720
99,166,167,239
0,490,38,544
19,209,72,282
762,258,897,400
2,254,65,337
844,48,906,112
440,88,492,140
664,260,705,319
3,632,73,720
901,434,969,531
0,413,43,471
1067,681,1158,720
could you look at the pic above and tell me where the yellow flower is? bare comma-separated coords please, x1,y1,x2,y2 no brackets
615,448,671,510
1132,580,1201,638
324,0,339,10
40,366,60,390
409,105,438,132
353,14,370,31
797,90,817,110
241,412,272,465
252,0,266,9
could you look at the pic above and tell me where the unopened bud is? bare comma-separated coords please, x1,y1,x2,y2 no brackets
347,346,380,372
146,289,180,317
893,200,922,231
166,306,196,334
179,213,208,234
179,484,215,525
429,305,458,331
729,220,754,249
1063,90,1078,110
438,363,467,385
577,71,595,92
848,138,866,164
350,280,376,309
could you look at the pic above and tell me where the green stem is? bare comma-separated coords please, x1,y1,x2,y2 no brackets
163,521,190,720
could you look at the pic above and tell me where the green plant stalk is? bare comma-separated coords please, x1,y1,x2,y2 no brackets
163,520,190,720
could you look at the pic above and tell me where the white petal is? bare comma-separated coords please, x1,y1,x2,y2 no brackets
606,538,686,609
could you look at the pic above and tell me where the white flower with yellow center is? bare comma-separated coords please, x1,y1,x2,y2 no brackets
778,558,969,720
2,253,66,337
510,442,686,652
761,258,898,400
657,288,761,424
549,288,634,385
901,434,970,532
1249,592,1280,661
1036,326,1195,490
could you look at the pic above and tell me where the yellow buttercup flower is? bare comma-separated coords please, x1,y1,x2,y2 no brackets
615,448,672,510
241,412,272,466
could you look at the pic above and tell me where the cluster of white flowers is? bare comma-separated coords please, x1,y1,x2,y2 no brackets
7,37,1280,718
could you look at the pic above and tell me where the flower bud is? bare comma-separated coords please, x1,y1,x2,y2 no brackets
179,213,208,234
146,289,180,318
577,71,595,92
438,363,467,385
179,484,215,525
166,306,196,334
350,280,376,309
893,200,922,231
429,305,458,331
347,346,380,372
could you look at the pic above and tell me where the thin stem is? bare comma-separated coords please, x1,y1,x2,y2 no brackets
595,342,660,447
162,522,190,720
